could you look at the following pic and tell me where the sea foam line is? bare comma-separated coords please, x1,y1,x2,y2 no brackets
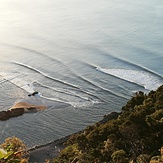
88,47,163,79
12,61,80,89
97,67,163,91
12,62,111,104
34,81,90,101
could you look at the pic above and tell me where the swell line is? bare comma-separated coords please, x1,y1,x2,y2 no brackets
12,61,80,89
1,42,120,98
70,61,128,100
34,81,90,101
120,60,163,79
40,95,72,106
97,67,163,91
87,47,163,79
80,75,128,100
96,67,145,89
0,72,32,93
35,80,110,105
11,62,109,103
0,42,65,65
110,55,163,79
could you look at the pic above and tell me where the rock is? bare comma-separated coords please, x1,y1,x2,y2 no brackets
28,91,39,97
99,112,120,124
26,107,37,113
0,101,47,121
27,107,37,110
0,108,24,120
6,110,12,117
0,111,9,120
10,108,24,117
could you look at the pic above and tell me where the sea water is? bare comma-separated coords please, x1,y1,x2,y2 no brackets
0,0,163,148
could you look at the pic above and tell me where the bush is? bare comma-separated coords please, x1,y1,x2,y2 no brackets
0,137,29,163
111,150,129,163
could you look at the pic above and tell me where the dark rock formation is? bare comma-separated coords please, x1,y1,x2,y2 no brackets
0,100,47,121
27,107,37,110
28,91,39,97
0,111,9,120
26,107,37,113
0,108,24,121
99,111,120,124
10,108,24,117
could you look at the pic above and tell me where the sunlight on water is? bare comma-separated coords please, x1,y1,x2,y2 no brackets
0,0,162,147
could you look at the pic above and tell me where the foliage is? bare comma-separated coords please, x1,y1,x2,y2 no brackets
53,85,163,163
0,137,29,163
111,150,129,163
150,146,163,163
136,154,151,163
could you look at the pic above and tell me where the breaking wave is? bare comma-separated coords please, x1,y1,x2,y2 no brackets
97,67,163,91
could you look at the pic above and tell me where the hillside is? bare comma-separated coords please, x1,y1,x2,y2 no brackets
53,85,163,163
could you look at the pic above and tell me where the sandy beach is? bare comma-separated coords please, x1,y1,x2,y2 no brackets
28,136,70,163
11,101,47,111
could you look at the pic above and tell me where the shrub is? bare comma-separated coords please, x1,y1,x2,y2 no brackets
0,137,29,163
111,150,129,163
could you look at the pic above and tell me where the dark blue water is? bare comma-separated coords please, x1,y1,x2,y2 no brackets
0,0,163,148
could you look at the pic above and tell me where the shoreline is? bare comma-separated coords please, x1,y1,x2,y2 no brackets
28,135,70,163
28,112,120,163
29,134,70,152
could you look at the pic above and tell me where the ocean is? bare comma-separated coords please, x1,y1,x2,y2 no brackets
0,0,163,148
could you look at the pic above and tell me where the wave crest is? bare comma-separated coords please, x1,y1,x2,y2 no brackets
97,67,163,90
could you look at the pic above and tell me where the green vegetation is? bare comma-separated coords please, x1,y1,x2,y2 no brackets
0,137,29,163
53,85,163,163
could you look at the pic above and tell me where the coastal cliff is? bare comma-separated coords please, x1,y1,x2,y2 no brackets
53,85,163,163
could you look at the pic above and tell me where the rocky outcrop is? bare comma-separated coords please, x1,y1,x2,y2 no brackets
0,101,47,121
99,111,120,124
0,108,24,121
28,91,39,97
0,111,9,120
24,107,37,113
10,108,24,117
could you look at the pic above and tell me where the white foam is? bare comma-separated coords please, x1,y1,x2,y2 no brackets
97,67,162,90
69,99,100,108
0,72,99,108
